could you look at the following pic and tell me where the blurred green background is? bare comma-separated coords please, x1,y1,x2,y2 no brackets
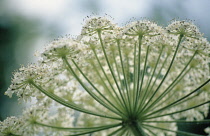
0,0,209,135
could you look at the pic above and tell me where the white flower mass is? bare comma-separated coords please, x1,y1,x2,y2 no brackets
1,16,210,136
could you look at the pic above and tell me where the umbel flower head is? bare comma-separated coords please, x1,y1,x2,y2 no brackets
2,16,210,136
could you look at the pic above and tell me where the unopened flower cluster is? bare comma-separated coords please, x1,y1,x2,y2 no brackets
1,16,210,136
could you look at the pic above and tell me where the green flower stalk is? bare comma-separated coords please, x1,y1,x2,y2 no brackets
1,16,210,136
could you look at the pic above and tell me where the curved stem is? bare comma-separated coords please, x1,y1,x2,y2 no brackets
150,68,191,110
144,79,210,118
144,51,197,113
67,123,121,136
97,30,130,115
72,59,126,117
142,126,156,136
90,45,126,111
111,47,124,93
142,67,190,115
35,121,121,132
137,53,170,115
9,134,22,136
90,59,125,114
30,81,121,120
137,46,164,113
144,101,210,120
140,35,183,113
144,119,210,124
108,126,125,136
143,124,204,136
116,40,132,115
63,56,125,118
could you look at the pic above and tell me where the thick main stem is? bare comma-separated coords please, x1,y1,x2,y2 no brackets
130,122,146,136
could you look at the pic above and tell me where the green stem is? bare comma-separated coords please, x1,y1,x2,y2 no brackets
130,122,146,136
63,56,124,118
30,81,121,120
143,124,204,136
144,51,197,113
145,100,210,120
115,126,128,135
144,119,210,123
134,35,143,112
9,134,22,136
137,53,170,115
90,59,125,115
136,45,150,114
142,126,156,136
148,67,191,112
140,34,183,113
144,79,210,118
90,45,126,111
67,123,122,136
146,68,190,113
97,30,130,116
108,126,125,136
137,46,164,113
111,47,124,91
116,40,132,115
132,42,138,113
71,59,126,117
35,121,121,132
142,67,190,115
125,53,132,95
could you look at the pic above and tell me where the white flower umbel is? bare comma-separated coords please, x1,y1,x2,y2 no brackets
0,117,24,136
5,64,50,102
3,16,210,136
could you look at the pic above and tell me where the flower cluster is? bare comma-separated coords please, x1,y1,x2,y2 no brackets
166,20,202,38
81,16,116,36
0,117,23,135
41,38,83,63
2,16,210,136
5,64,49,102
